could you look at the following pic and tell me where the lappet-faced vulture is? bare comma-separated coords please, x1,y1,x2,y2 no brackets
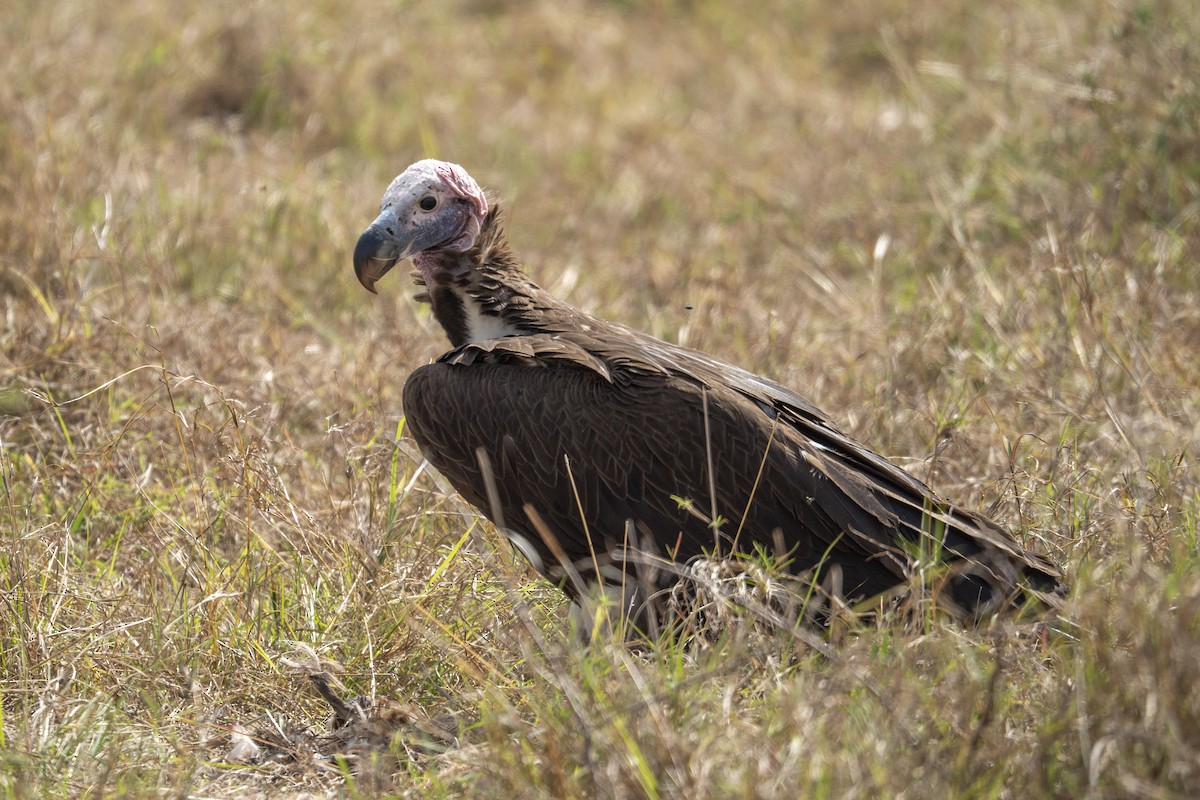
353,159,1065,632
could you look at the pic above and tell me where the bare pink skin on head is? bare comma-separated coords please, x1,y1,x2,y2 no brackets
355,159,490,293
380,159,488,220
385,160,488,275
428,160,488,220
417,161,488,279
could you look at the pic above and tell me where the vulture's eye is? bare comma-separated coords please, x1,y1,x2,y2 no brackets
418,195,438,212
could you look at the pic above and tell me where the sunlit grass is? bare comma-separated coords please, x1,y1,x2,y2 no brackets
1,0,1199,796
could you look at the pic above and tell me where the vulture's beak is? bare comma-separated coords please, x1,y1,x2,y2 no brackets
353,222,400,294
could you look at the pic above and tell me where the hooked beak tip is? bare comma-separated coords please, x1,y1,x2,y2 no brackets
353,224,395,294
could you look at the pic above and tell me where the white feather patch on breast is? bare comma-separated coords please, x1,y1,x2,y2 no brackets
463,296,521,342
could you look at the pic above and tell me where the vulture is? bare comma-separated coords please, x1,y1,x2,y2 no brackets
353,159,1064,631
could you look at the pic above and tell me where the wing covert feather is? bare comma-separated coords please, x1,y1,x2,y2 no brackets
402,336,915,597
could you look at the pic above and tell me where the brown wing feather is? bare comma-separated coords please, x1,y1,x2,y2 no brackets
402,334,1062,612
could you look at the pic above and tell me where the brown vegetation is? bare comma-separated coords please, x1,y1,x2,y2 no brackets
1,0,1198,796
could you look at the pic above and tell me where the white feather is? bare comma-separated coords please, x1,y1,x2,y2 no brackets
504,530,544,572
463,296,520,342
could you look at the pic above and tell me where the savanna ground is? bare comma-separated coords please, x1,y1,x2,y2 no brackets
2,0,1199,797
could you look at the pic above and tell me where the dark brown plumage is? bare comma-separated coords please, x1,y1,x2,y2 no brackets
354,160,1065,628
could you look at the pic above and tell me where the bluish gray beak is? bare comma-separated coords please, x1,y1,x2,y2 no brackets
353,222,398,294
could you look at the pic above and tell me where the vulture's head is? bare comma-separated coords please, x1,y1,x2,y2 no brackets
353,159,489,293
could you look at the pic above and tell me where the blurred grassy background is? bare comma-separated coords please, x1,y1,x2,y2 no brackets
1,0,1199,796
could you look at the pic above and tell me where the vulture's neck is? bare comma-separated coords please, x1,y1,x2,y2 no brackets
414,207,583,348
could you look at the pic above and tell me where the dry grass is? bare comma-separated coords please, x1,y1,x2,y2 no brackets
2,0,1199,796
